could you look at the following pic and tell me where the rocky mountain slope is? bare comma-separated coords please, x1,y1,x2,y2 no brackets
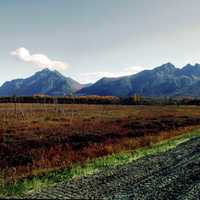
0,69,85,96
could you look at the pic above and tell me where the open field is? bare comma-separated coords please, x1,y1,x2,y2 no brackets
1,104,200,185
25,135,200,200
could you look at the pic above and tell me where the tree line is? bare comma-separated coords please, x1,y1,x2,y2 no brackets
0,95,200,105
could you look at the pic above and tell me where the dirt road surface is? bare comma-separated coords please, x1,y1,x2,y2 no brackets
25,137,200,200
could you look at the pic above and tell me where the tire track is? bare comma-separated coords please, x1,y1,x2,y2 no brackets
177,183,200,200
25,137,200,200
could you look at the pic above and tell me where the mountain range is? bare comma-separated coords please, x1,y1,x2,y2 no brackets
78,63,200,97
1,63,200,97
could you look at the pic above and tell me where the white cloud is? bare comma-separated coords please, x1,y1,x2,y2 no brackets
123,66,147,74
79,72,117,83
80,66,147,83
10,47,69,70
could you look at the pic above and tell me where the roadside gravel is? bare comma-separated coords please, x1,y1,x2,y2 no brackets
25,137,200,200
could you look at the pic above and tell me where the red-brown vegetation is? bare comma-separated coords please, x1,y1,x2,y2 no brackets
0,104,200,182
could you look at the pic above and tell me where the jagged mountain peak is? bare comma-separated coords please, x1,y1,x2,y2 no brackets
35,68,61,76
154,63,176,72
0,68,87,96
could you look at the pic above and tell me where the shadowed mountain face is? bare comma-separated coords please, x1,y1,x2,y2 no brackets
0,69,86,96
77,63,200,97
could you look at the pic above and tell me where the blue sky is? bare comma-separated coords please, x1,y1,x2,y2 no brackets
1,0,200,84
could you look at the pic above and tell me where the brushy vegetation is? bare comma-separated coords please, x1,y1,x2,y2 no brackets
1,104,200,183
1,129,200,197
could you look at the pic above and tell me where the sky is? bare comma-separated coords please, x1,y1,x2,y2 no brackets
1,0,200,85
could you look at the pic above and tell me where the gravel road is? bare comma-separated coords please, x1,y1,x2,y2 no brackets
25,137,200,200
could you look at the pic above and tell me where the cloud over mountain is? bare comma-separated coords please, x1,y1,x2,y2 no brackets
80,66,145,83
11,47,69,70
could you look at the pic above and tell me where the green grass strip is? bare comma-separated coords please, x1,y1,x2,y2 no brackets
1,129,200,197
